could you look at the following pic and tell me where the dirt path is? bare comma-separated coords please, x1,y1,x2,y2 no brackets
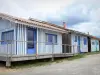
1,54,100,75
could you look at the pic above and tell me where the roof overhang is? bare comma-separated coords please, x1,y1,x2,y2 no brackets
0,13,67,33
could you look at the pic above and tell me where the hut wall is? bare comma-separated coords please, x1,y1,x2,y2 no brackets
91,39,99,52
62,33,71,53
0,19,15,55
71,33,88,53
38,29,62,54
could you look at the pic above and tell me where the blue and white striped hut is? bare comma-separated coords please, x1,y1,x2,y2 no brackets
0,13,72,67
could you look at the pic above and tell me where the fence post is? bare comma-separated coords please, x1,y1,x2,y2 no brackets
68,45,70,53
36,41,38,57
11,40,13,59
64,44,65,53
51,43,54,61
69,45,71,53
6,40,11,67
73,45,75,55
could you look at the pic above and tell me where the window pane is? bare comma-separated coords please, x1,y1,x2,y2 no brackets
84,38,87,45
27,28,34,48
1,30,14,44
97,42,98,45
45,33,57,45
27,29,34,41
92,42,94,45
53,35,57,44
75,36,77,42
48,34,52,43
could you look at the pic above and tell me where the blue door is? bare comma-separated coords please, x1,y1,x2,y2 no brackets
78,36,81,53
27,28,37,54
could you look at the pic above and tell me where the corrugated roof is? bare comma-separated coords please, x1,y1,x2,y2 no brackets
0,13,67,33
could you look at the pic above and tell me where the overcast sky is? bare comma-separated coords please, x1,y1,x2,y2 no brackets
0,0,100,37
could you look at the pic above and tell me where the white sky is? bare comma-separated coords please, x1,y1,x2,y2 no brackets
0,0,100,37
0,0,74,20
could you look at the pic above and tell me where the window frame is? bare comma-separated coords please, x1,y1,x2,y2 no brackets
84,38,87,45
27,28,34,48
96,41,99,45
45,33,57,45
92,41,95,45
1,30,14,45
75,36,77,42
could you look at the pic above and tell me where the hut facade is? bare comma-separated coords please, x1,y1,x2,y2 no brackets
90,37,100,52
0,13,73,67
62,29,89,54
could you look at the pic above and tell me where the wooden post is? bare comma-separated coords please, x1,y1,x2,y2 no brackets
6,40,11,67
73,45,75,56
51,43,54,61
6,60,11,67
36,28,38,56
51,57,54,61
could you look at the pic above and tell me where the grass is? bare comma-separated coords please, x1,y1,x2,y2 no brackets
67,52,100,60
67,54,85,60
11,59,52,69
7,51,100,69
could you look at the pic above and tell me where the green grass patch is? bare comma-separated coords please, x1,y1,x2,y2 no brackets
11,59,52,69
67,51,100,60
9,51,100,69
84,51,100,55
67,54,85,60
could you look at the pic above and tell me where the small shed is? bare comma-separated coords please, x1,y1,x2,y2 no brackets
89,36,100,52
62,29,89,54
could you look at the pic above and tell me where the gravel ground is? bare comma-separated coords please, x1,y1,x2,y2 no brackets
0,54,100,75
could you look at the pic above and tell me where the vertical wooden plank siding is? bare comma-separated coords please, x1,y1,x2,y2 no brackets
14,23,17,55
0,19,15,55
17,24,19,55
38,29,62,55
36,28,38,55
71,34,88,54
71,34,78,53
91,39,99,52
16,24,27,55
24,26,27,55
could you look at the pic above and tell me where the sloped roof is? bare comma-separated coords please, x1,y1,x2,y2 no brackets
0,13,99,40
89,35,100,41
0,13,67,33
67,28,100,41
66,28,90,36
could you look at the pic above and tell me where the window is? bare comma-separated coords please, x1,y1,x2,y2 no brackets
45,33,57,45
96,42,99,45
92,42,95,45
1,30,14,44
84,38,87,45
27,28,34,48
75,36,77,42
